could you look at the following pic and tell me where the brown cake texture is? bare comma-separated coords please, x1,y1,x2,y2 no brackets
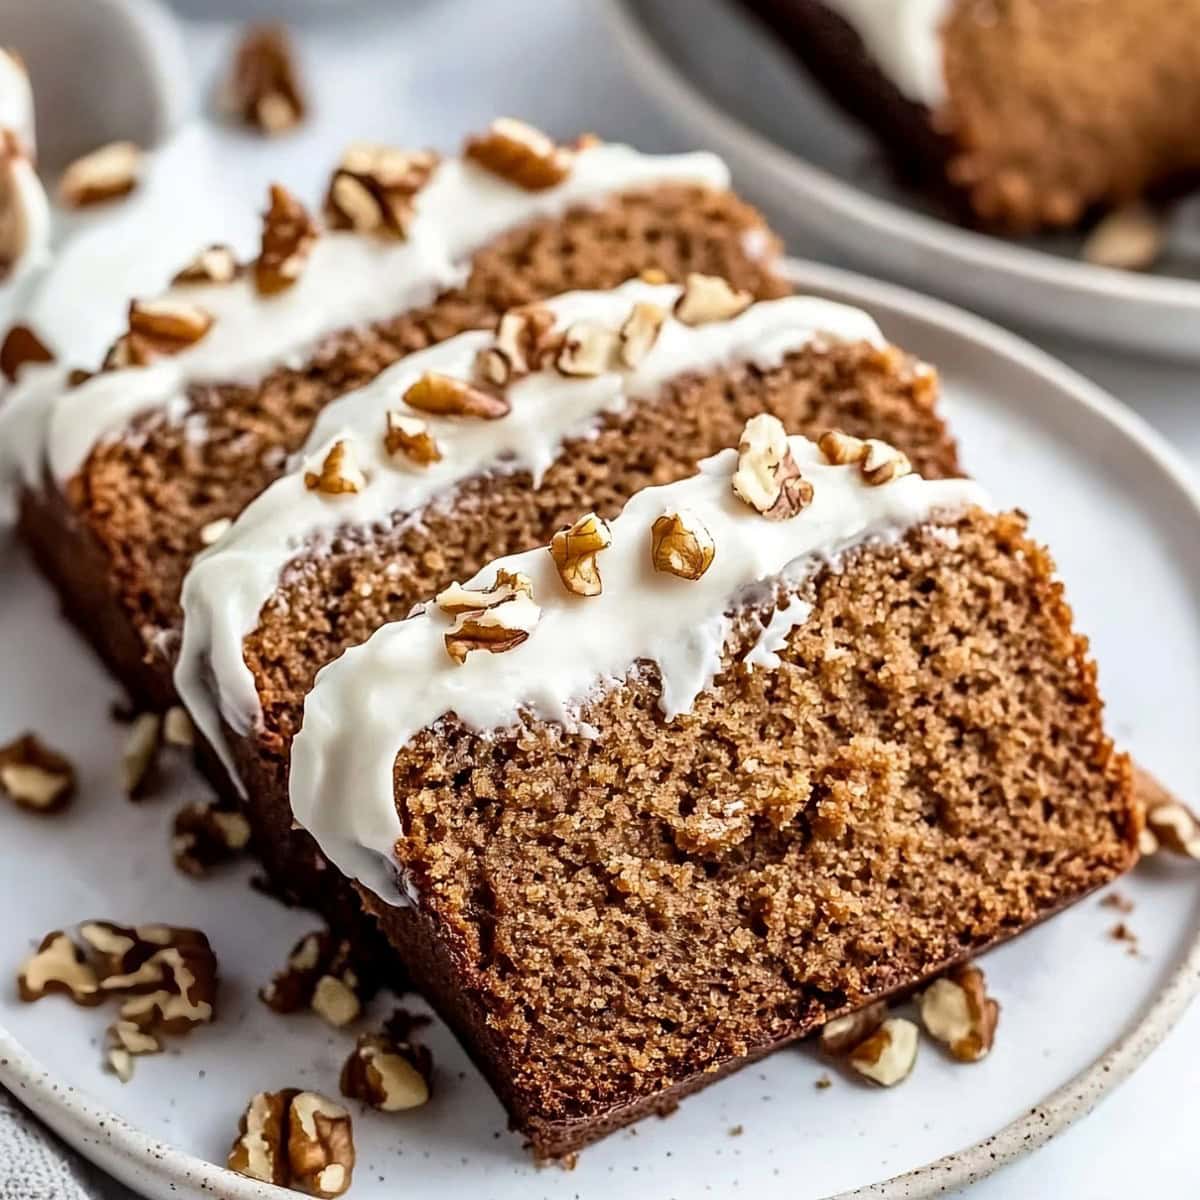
327,508,1136,1155
226,338,958,963
18,179,788,713
740,0,1200,232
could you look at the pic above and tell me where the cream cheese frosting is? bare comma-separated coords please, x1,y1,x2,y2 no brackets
818,0,952,107
290,436,988,903
174,280,886,788
0,142,730,505
0,49,49,300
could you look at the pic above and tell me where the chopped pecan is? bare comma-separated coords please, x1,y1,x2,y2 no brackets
227,1089,294,1186
442,569,539,664
287,1092,355,1198
121,712,162,798
1137,765,1200,860
817,429,912,486
650,510,715,581
58,141,140,208
304,439,366,496
172,244,239,285
17,931,102,1005
847,1017,919,1087
464,118,573,191
619,302,667,367
162,706,194,748
223,25,306,135
384,411,441,466
172,800,252,878
0,324,54,382
311,974,361,1029
918,962,999,1063
477,304,559,385
255,183,318,295
403,371,509,419
0,733,75,813
555,320,619,377
818,1000,887,1056
732,414,813,520
325,144,439,237
436,569,534,615
673,273,752,325
549,512,612,597
340,1030,431,1112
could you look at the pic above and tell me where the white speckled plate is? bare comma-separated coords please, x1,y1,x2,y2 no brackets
604,0,1200,361
2,259,1199,1199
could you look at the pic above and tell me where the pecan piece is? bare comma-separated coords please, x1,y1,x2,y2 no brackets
442,570,539,665
172,801,252,878
0,733,75,813
403,371,509,419
650,510,715,581
549,512,612,597
255,183,318,296
464,118,573,191
555,320,619,377
477,304,559,385
818,429,912,486
619,301,667,367
287,1092,355,1198
17,931,102,1005
731,414,813,520
673,273,752,325
223,25,306,135
340,1030,431,1112
304,440,366,496
325,144,439,237
58,141,140,208
0,323,53,382
384,411,441,466
847,1017,919,1086
172,244,239,285
918,963,1000,1063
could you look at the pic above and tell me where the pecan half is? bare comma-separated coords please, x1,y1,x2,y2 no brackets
549,512,612,597
650,510,715,581
918,963,999,1063
403,371,509,419
58,141,140,208
223,25,306,136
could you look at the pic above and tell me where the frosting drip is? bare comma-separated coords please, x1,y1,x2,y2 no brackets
289,437,989,903
174,280,886,787
0,142,730,500
818,0,952,107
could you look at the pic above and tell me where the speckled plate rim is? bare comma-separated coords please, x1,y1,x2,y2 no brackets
2,258,1200,1200
603,0,1200,360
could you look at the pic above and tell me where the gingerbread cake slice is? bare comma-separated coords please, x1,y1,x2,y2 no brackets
739,0,1200,231
174,275,958,938
0,121,790,712
289,426,1137,1155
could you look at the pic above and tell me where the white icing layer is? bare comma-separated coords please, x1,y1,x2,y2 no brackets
0,50,35,151
175,281,885,788
0,142,730,498
819,0,952,107
290,438,989,902
0,50,49,298
0,362,71,523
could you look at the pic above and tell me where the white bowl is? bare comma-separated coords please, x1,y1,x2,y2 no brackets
603,0,1200,362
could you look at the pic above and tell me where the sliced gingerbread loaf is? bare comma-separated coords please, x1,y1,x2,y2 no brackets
740,0,1200,231
175,276,959,939
290,425,1137,1155
0,121,789,712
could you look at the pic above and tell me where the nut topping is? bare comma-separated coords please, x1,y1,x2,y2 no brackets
0,131,36,280
555,320,619,377
172,244,239,285
384,411,441,466
549,513,613,597
172,801,252,878
0,733,75,813
0,323,54,382
818,1000,887,1056
436,569,534,615
650,511,715,581
18,931,101,1005
731,414,813,520
442,569,539,664
304,440,366,496
340,1030,432,1112
200,517,233,546
325,144,439,237
673,273,752,326
619,302,667,368
403,371,510,419
312,974,361,1028
847,1017,919,1087
255,183,318,296
121,712,162,798
478,304,559,385
163,705,195,748
259,930,372,1020
917,963,999,1063
1082,205,1163,272
287,1092,355,1198
1136,765,1200,860
58,140,141,208
818,429,912,486
129,299,214,348
227,1089,294,1186
222,25,306,136
464,118,573,191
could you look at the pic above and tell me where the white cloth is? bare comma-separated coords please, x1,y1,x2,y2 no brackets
0,1089,131,1200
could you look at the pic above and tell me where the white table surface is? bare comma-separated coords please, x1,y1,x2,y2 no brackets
19,0,1200,1195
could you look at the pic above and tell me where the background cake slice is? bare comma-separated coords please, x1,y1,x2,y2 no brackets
739,0,1200,232
175,276,959,950
290,427,1137,1155
0,122,786,713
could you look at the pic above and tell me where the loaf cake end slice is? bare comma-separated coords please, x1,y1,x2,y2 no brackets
290,424,1136,1155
